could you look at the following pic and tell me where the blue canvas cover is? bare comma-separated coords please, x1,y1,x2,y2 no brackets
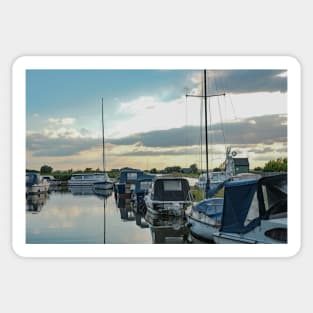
220,179,259,234
135,175,155,193
119,169,143,184
194,198,224,221
26,172,40,187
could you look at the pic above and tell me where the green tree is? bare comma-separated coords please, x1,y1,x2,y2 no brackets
40,165,53,174
213,167,222,172
150,168,157,174
263,158,287,172
189,163,198,173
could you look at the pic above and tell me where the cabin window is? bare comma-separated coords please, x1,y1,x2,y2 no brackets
163,180,182,191
140,181,151,190
244,191,259,226
127,173,137,180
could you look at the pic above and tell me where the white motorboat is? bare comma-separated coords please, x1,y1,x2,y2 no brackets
68,172,110,186
26,172,50,194
144,177,193,216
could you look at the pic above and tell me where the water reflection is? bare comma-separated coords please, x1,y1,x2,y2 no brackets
144,211,190,244
26,187,205,244
26,193,49,214
117,198,135,221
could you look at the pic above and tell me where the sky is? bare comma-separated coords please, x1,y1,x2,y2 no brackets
26,69,287,171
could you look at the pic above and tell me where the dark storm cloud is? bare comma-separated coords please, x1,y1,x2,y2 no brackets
211,70,287,94
109,114,287,147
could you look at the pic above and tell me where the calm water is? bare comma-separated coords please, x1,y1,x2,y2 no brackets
26,186,205,244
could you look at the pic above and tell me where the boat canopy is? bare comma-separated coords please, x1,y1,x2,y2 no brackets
135,175,155,193
119,169,144,183
220,174,287,234
152,178,191,201
26,172,40,187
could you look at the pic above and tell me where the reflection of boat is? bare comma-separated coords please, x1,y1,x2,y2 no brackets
93,188,113,198
117,198,135,221
213,174,287,244
26,193,49,213
68,185,94,195
26,172,49,194
145,210,189,243
144,177,193,216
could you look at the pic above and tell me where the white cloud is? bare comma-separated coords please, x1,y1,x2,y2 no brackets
48,117,76,125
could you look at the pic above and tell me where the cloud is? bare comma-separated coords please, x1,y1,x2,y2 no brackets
33,113,40,118
109,114,287,147
47,117,76,125
26,114,287,159
204,70,287,94
27,133,100,157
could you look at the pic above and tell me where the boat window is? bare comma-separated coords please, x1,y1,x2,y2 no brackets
73,175,82,180
163,180,182,191
140,181,152,190
127,173,137,180
264,228,287,243
244,191,259,226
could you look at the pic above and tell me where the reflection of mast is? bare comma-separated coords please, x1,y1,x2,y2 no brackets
103,194,106,244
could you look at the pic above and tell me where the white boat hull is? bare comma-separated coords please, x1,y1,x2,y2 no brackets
187,214,218,242
26,183,49,194
93,181,114,190
213,219,287,244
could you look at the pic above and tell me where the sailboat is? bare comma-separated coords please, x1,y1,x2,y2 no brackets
187,70,288,243
185,70,228,241
92,98,114,192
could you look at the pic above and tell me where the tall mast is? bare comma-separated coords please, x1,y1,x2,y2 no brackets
203,70,210,191
186,70,225,197
101,97,105,172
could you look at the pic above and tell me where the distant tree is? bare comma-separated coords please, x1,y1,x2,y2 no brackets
213,167,222,172
263,158,287,172
189,163,198,173
40,165,53,174
254,166,263,171
150,168,157,174
165,166,181,173
84,167,93,172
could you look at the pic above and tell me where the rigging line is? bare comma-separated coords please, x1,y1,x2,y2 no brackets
213,74,227,152
207,71,214,170
200,72,204,174
185,92,188,167
208,96,213,170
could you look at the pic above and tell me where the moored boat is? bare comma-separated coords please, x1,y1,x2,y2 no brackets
68,173,109,186
212,173,287,244
144,177,193,216
26,172,50,194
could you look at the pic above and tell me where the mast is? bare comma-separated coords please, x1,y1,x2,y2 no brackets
101,97,105,173
203,70,210,192
186,70,225,198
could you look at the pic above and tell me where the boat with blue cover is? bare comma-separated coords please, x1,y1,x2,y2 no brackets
115,168,144,199
26,172,50,194
213,173,287,244
131,174,155,213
